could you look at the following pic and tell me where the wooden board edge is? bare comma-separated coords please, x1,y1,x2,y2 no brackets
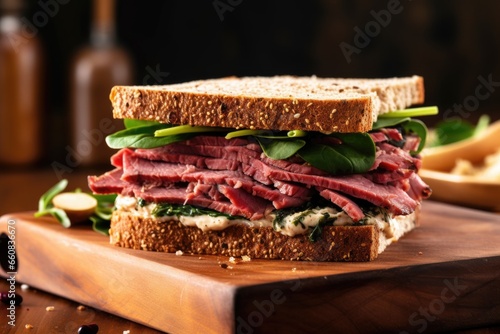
0,213,238,334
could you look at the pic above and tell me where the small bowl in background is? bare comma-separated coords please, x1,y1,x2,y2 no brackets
420,121,500,212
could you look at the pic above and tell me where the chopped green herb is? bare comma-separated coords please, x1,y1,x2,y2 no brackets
152,202,240,220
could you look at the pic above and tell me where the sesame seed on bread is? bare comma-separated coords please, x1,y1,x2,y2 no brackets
109,75,424,133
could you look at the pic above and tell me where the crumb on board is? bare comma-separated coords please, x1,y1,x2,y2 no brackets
229,257,236,264
25,324,34,329
46,306,55,311
292,267,297,272
77,305,87,311
175,250,184,256
418,251,423,255
241,255,251,262
21,284,30,291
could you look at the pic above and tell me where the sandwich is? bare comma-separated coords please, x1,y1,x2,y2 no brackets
88,75,433,261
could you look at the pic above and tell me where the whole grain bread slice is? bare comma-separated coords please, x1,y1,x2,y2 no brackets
110,75,424,133
109,208,419,262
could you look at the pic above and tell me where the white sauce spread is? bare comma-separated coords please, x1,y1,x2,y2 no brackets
115,195,416,246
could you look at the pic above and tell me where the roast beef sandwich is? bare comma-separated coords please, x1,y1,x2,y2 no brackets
88,75,434,261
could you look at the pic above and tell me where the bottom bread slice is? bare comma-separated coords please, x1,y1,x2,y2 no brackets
109,207,419,262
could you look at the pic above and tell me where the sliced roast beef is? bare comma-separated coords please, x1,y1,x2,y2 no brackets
88,168,126,194
90,129,430,222
381,128,404,142
407,173,432,201
217,184,274,219
244,159,418,216
317,188,365,222
369,132,388,143
130,183,271,220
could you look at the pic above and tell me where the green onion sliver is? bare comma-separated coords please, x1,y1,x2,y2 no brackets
155,125,226,137
287,130,307,138
378,106,439,118
225,129,267,139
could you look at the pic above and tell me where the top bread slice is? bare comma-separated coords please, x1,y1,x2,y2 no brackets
110,75,424,133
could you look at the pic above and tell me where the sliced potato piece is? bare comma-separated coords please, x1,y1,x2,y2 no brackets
52,192,97,223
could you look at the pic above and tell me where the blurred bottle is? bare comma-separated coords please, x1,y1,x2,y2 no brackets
0,0,44,166
69,0,133,167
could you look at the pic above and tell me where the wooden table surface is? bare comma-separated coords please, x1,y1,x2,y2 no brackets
0,167,500,334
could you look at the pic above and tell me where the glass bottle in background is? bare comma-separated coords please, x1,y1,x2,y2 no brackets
69,0,133,167
0,0,44,166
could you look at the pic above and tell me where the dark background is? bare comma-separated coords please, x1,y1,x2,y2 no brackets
14,0,500,161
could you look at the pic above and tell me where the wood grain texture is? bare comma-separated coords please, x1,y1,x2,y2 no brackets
1,201,500,333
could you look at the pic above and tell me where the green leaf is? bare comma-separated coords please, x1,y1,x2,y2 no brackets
35,207,71,228
90,216,110,236
434,120,474,146
34,179,71,228
105,123,170,149
124,119,160,129
298,133,375,174
372,117,411,130
37,179,68,212
256,138,306,160
431,114,490,147
49,208,71,228
128,133,195,149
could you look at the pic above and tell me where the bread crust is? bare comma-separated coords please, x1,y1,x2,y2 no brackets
110,211,386,261
109,76,424,133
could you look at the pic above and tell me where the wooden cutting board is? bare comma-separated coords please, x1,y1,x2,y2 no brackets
1,201,500,334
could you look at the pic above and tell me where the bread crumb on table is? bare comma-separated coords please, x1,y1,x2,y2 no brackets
25,324,34,329
77,305,87,311
46,306,55,311
175,250,184,256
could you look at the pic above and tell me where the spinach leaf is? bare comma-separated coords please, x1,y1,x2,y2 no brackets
128,133,195,149
124,118,160,129
256,138,306,160
106,123,196,149
106,123,170,149
298,133,375,174
372,117,411,130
